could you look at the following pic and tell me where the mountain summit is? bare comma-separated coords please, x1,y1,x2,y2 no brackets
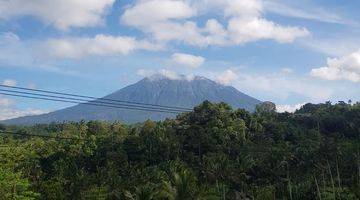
2,75,261,125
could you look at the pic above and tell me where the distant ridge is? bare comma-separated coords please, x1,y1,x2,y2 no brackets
2,74,262,125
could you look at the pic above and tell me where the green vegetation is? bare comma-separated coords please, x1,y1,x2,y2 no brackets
0,101,359,199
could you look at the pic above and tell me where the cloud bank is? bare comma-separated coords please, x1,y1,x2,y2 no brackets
2,79,17,87
216,69,239,85
0,79,48,120
276,103,305,113
45,35,162,59
0,0,115,30
172,53,205,68
311,49,360,82
121,0,310,47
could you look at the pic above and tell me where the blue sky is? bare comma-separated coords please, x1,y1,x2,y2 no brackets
0,0,359,119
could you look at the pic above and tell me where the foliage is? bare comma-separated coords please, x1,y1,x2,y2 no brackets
0,101,359,199
0,166,39,200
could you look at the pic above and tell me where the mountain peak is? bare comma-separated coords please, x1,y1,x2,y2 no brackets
145,73,214,82
2,75,261,125
146,73,209,82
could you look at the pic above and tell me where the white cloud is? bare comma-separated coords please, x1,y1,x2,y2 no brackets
227,17,309,44
0,32,28,66
121,0,196,27
172,53,205,68
120,0,310,47
300,37,360,57
121,0,206,46
2,79,17,87
0,97,14,107
216,69,239,85
0,32,19,44
203,69,334,103
0,80,47,120
263,0,358,26
0,32,162,74
45,34,162,59
236,72,334,102
136,69,155,77
202,67,359,106
281,68,293,74
0,95,48,121
276,103,305,113
0,107,48,121
311,49,360,82
0,0,115,30
137,68,195,81
157,69,183,80
0,32,82,75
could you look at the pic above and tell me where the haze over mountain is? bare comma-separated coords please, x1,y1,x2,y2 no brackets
1,75,261,125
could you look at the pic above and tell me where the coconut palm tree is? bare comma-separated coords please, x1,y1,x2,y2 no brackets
124,184,157,200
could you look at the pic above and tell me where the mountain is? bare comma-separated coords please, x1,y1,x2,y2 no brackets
1,75,261,125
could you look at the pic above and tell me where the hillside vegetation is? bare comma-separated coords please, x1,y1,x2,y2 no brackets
0,101,359,199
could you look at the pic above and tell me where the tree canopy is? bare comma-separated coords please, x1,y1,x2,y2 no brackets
0,101,359,199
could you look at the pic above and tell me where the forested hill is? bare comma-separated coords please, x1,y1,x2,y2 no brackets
0,101,359,199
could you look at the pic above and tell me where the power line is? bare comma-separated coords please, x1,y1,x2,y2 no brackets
0,84,192,111
0,92,182,114
0,88,188,113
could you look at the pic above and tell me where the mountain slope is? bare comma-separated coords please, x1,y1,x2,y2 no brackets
2,75,261,125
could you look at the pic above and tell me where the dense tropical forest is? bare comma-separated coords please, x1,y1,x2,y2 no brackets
0,101,359,199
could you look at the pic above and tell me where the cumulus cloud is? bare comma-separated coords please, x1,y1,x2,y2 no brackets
136,69,155,77
203,69,334,102
276,103,305,113
310,49,360,82
0,32,162,71
0,95,48,121
121,0,196,27
157,69,184,80
45,34,163,59
0,0,115,30
172,53,205,68
0,32,81,75
121,0,207,46
227,17,309,44
120,0,309,47
216,69,239,85
0,78,47,120
2,79,17,87
0,107,48,121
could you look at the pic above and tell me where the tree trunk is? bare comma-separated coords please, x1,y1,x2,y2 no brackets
314,175,322,200
287,168,293,200
335,155,342,199
327,160,336,200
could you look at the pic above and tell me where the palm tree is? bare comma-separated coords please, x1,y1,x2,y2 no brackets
124,184,157,200
158,169,197,200
158,169,220,200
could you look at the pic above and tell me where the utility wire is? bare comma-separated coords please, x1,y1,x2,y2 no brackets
0,88,188,113
0,92,182,114
0,84,192,111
